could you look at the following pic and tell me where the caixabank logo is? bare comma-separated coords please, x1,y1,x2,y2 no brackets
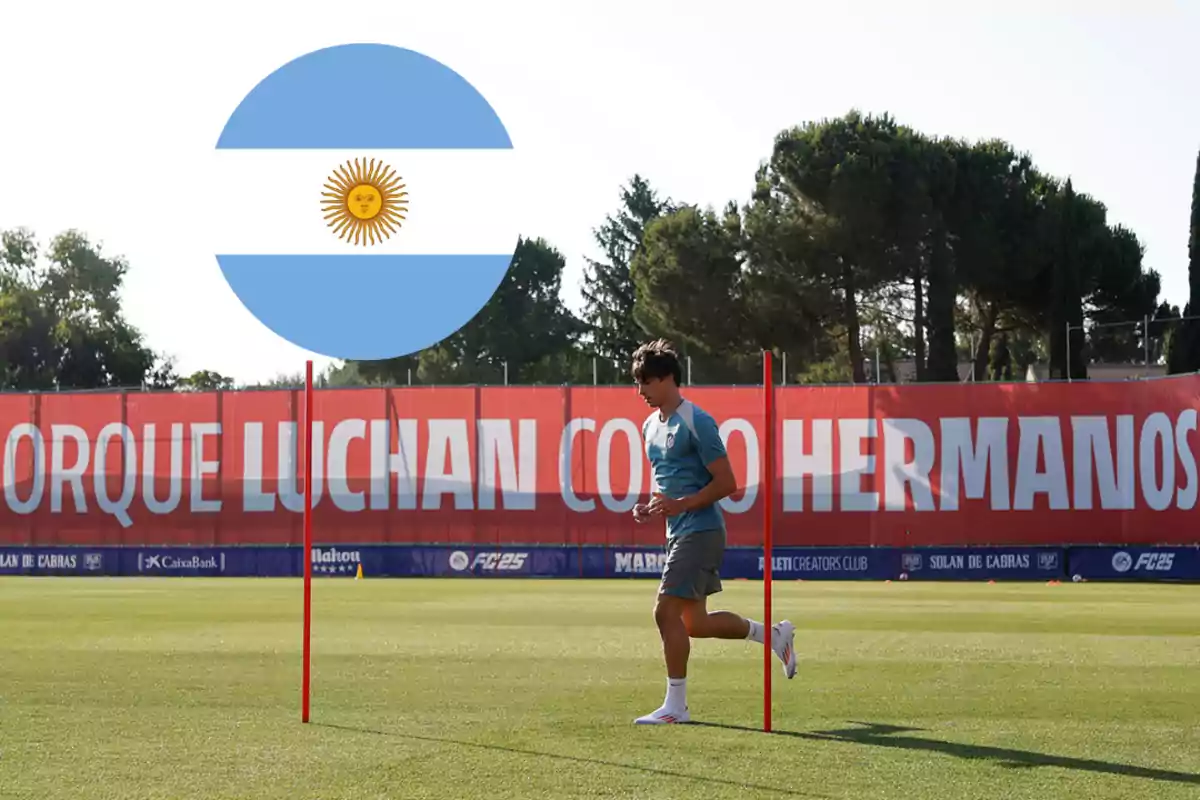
138,551,226,574
209,43,522,360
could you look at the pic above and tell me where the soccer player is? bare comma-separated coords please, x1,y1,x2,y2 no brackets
629,338,797,725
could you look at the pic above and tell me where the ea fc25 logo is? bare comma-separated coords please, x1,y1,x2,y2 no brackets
210,43,522,361
448,550,527,573
1112,550,1175,573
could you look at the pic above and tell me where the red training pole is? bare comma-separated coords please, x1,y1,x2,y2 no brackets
301,359,314,723
762,350,773,733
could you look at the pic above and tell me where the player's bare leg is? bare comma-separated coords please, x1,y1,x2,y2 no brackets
682,596,753,638
657,594,692,678
635,593,693,724
635,594,798,725
684,596,798,679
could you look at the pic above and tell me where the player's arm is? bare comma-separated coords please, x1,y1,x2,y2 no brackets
672,455,738,512
633,419,654,522
650,412,737,515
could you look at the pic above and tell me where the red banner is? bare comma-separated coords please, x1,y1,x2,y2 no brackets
1,377,1198,548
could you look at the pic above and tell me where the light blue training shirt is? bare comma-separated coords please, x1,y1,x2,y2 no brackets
642,398,728,538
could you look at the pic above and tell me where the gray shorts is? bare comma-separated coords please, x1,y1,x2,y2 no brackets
659,528,725,600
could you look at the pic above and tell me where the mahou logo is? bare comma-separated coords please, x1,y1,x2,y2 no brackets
311,546,361,575
312,547,361,565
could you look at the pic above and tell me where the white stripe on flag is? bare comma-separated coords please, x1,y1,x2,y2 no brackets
206,148,521,256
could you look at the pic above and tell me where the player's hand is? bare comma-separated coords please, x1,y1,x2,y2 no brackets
648,492,686,517
632,503,652,523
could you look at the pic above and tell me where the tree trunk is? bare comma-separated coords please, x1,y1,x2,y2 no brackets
973,300,998,381
843,263,866,383
925,223,959,381
912,265,926,381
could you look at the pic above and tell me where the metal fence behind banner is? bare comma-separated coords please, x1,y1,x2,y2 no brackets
211,335,1200,394
17,319,1199,396
1065,313,1200,383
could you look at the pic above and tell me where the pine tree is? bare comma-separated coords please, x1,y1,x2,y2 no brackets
1049,179,1086,380
579,175,672,366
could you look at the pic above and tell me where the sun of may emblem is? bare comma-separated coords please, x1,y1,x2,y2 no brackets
321,157,409,246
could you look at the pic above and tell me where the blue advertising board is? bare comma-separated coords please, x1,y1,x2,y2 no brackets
0,544,1085,581
8,544,1200,581
0,547,109,576
1066,546,1200,581
895,547,1065,581
728,548,895,580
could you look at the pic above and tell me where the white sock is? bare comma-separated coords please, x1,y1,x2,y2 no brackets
665,677,686,711
745,620,766,644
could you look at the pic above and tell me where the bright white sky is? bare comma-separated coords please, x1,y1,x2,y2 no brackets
1,0,1197,385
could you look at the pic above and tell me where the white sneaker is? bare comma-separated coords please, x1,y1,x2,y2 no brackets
634,706,690,725
772,620,797,679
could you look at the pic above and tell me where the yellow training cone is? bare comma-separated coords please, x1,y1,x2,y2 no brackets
355,563,364,580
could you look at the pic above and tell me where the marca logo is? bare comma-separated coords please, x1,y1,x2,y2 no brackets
615,552,667,574
84,553,103,571
1038,552,1059,570
470,552,527,571
901,553,923,572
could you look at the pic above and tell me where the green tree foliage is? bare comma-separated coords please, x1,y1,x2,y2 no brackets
345,236,589,385
944,139,1045,381
580,175,673,366
5,113,1177,390
635,111,1163,384
760,112,905,383
0,228,168,390
631,202,763,383
176,370,235,391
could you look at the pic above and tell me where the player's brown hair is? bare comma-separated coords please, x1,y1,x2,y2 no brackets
631,338,683,385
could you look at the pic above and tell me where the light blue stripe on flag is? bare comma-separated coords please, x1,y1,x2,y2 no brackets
217,43,512,150
218,255,512,360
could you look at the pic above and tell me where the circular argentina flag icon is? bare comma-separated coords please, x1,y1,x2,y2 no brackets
211,43,520,361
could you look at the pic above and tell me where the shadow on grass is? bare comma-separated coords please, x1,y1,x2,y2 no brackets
686,720,1200,787
313,722,828,797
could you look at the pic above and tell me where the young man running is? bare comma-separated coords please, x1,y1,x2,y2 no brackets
630,338,796,725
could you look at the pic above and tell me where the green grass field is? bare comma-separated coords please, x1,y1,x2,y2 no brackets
1,577,1197,800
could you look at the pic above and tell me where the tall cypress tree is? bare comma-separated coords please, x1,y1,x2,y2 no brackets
1168,148,1200,373
579,175,672,366
1186,149,1200,370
